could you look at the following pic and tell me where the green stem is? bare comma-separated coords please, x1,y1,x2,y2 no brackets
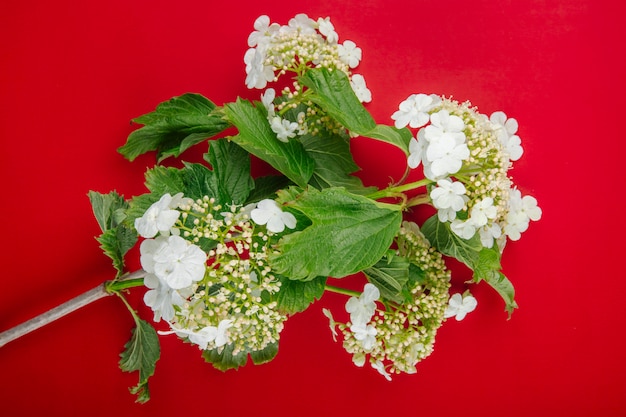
366,178,433,200
406,193,431,208
325,285,361,298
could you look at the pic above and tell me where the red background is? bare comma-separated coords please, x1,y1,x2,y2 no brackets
1,1,625,415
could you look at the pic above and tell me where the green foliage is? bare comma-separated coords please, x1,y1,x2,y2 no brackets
118,318,160,403
363,254,410,304
269,187,402,280
276,275,327,314
118,93,230,162
421,215,518,315
203,139,254,205
299,68,412,155
88,191,137,277
299,131,375,195
223,98,315,188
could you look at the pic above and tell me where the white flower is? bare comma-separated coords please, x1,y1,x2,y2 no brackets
142,273,185,322
161,319,233,350
269,116,298,142
250,199,297,233
134,193,184,238
504,189,542,241
247,15,279,47
345,283,380,326
288,13,316,35
371,360,392,381
391,93,439,129
322,308,338,342
490,111,523,161
469,197,498,227
407,133,426,169
142,235,207,290
444,293,478,321
450,218,477,240
429,109,465,135
244,48,274,89
350,74,371,103
337,40,362,68
316,17,338,44
425,135,470,178
350,323,377,350
261,88,276,116
430,179,467,212
478,223,502,248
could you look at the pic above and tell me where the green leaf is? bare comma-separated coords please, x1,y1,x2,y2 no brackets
245,175,291,204
300,132,376,195
482,271,518,318
119,318,160,404
473,247,502,281
249,342,279,365
202,343,249,371
118,93,230,162
204,138,254,205
276,275,327,314
88,190,127,232
269,187,403,280
223,98,315,188
299,68,412,155
363,255,410,304
88,191,136,276
421,215,483,269
95,225,137,277
299,68,376,133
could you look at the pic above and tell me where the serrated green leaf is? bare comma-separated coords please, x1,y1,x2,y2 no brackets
245,175,291,204
204,139,254,205
202,343,249,371
300,132,376,195
276,275,327,314
483,271,518,318
223,98,314,188
88,190,128,232
421,215,482,269
96,224,137,276
269,187,402,280
118,93,230,162
119,318,160,404
299,68,412,155
363,255,410,303
473,247,503,282
249,342,279,365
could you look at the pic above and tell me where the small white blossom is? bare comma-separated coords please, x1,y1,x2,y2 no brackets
250,199,297,233
288,13,316,34
425,135,470,178
247,15,279,47
161,319,233,350
143,273,185,322
142,235,207,290
469,197,498,227
350,323,377,350
134,193,184,238
504,189,542,241
430,179,467,212
391,94,439,129
261,88,276,116
244,48,274,89
407,133,426,169
450,218,477,240
444,293,478,321
490,111,523,161
269,116,298,142
316,17,338,44
371,360,392,381
478,223,502,248
337,40,362,68
350,74,371,103
345,283,380,326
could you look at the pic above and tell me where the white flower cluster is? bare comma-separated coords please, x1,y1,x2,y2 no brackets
394,95,542,248
325,222,452,380
134,194,288,354
245,14,372,141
